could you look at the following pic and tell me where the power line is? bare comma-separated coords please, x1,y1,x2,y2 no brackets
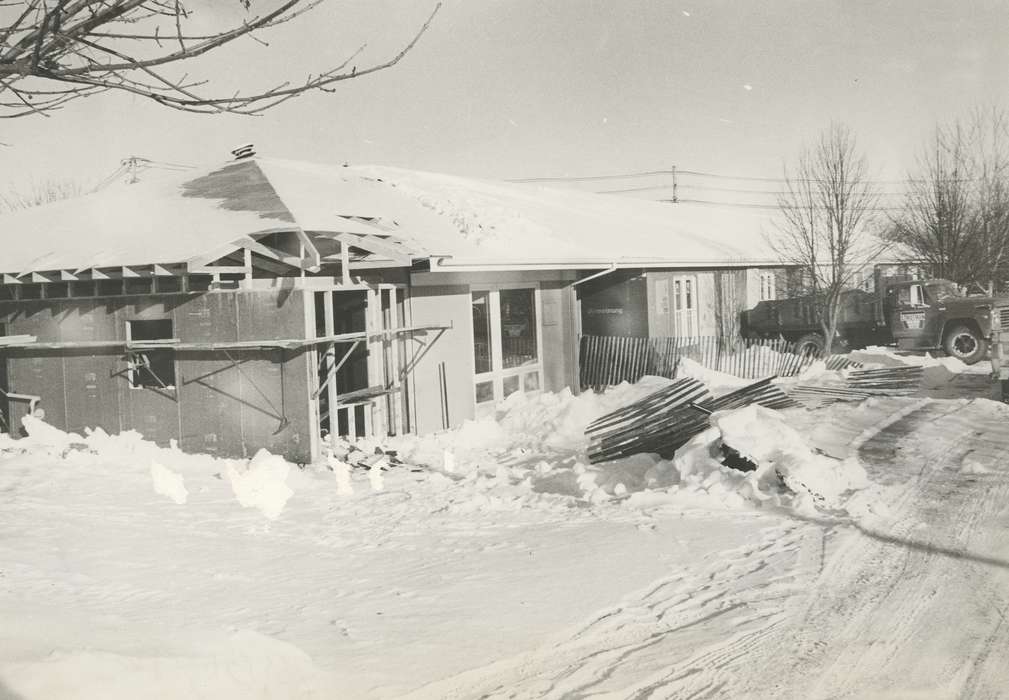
597,182,909,197
508,165,968,187
507,169,671,184
664,197,903,213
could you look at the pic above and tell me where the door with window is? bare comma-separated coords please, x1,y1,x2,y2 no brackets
471,286,543,413
671,275,699,337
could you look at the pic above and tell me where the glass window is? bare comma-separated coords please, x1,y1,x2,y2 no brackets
499,288,537,369
503,375,520,398
523,371,541,392
685,279,693,310
471,291,493,374
475,380,494,404
674,281,682,311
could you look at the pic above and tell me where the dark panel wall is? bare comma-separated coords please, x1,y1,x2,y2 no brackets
579,271,649,337
0,288,312,463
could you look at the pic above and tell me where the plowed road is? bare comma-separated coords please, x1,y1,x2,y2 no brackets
409,399,1009,699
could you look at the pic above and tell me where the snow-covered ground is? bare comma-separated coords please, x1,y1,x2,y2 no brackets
1,352,1007,699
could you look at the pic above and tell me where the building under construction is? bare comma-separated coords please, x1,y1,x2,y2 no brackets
0,150,784,463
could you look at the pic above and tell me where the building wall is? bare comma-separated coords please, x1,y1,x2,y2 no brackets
644,270,719,336
596,267,791,340
0,288,314,462
405,283,476,435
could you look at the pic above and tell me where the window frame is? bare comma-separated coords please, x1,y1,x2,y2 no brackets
759,271,777,301
470,283,544,411
125,319,177,390
671,274,699,338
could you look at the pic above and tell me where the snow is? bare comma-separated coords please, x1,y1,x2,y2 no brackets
226,450,295,520
675,356,752,393
150,461,188,504
852,345,991,375
2,359,1007,698
1,156,778,276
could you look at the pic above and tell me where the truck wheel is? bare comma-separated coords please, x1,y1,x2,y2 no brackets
943,325,988,365
795,333,826,358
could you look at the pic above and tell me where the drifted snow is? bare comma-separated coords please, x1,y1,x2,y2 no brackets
150,461,188,505
1,364,1005,698
226,449,294,520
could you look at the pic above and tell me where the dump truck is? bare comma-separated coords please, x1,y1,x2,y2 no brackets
740,275,996,365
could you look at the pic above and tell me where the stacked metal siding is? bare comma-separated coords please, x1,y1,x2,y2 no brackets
585,376,796,464
788,365,925,407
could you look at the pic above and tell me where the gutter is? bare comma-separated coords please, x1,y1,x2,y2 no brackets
429,256,783,272
572,264,618,287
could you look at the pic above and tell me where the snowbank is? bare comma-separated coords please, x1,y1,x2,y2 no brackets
853,346,990,375
390,373,871,517
10,417,297,520
675,357,751,394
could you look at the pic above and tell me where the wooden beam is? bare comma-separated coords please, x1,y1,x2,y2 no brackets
296,230,322,269
189,266,249,274
187,242,243,270
335,233,412,267
340,240,351,286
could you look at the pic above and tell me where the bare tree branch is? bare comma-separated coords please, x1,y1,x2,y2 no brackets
767,123,886,351
887,108,1009,294
0,1,441,117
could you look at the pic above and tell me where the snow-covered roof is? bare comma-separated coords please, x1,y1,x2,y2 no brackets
0,156,779,277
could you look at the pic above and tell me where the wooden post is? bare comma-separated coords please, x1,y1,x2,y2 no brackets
323,291,339,450
365,286,383,437
388,286,403,436
340,240,351,286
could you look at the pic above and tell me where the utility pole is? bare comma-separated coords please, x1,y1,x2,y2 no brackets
671,165,678,203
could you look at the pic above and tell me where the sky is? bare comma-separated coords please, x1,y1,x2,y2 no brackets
1,0,1007,203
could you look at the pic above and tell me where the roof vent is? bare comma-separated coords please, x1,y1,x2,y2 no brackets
231,144,256,160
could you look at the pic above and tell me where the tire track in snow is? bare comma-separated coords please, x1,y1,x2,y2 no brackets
757,400,1009,700
401,520,827,699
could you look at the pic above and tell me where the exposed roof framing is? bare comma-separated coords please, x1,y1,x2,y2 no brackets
0,325,450,352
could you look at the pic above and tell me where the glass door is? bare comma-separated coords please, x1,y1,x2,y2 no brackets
471,286,543,414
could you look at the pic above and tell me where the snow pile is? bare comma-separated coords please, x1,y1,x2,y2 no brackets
150,461,188,504
390,372,873,516
626,405,869,514
853,346,989,374
9,417,298,519
713,405,869,510
226,449,294,520
391,376,673,469
676,357,751,394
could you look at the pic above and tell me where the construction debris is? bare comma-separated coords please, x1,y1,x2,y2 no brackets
585,376,796,464
789,365,924,407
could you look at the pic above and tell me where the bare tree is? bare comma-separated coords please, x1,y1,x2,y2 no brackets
964,107,1009,294
0,1,440,118
771,123,883,352
887,124,976,286
888,110,1009,294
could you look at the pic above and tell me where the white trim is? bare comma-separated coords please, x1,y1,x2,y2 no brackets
432,256,785,272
